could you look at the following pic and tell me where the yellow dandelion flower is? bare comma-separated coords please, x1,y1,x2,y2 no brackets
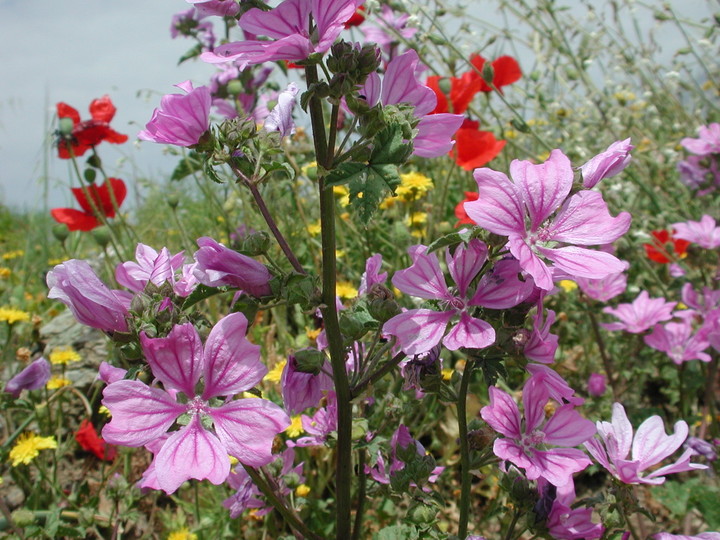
404,212,428,227
167,528,197,540
8,433,57,467
410,229,425,239
286,416,304,438
46,376,72,390
336,282,358,299
99,405,111,416
2,250,24,261
0,267,11,278
379,196,397,210
0,307,31,324
441,368,454,381
295,484,311,497
396,172,433,201
307,220,322,236
306,327,321,341
265,360,287,383
335,249,346,259
49,347,81,365
558,280,578,293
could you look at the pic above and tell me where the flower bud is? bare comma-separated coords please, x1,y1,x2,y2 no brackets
407,504,436,525
11,509,36,528
293,348,326,375
58,117,74,136
481,62,495,86
368,297,401,322
438,77,452,95
52,224,70,243
167,193,180,209
242,231,271,256
83,168,97,184
91,226,111,248
86,154,102,169
227,80,243,96
339,312,368,341
587,373,606,397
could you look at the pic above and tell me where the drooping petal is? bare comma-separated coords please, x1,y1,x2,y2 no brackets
464,168,525,236
264,82,299,137
643,448,708,483
443,312,495,351
140,323,204,397
202,313,266,400
392,245,451,300
543,405,596,446
382,309,453,356
481,386,522,438
447,239,487,297
531,448,592,486
538,245,628,281
508,236,553,290
631,417,688,468
511,150,573,231
101,380,184,447
154,417,230,494
381,50,437,117
211,398,290,467
547,191,631,245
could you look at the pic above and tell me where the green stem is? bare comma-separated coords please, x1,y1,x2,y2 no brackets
583,296,620,401
305,62,353,540
458,360,474,540
351,448,367,540
503,508,522,540
350,351,406,399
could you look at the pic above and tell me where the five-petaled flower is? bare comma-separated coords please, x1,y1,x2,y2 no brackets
56,96,128,159
101,313,289,494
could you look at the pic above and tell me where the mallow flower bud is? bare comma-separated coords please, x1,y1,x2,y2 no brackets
293,348,327,375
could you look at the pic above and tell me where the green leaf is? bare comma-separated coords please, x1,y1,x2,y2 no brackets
178,43,203,65
325,162,367,187
477,357,507,387
427,229,474,253
348,163,401,222
370,125,413,165
171,152,204,181
374,524,420,540
204,161,224,184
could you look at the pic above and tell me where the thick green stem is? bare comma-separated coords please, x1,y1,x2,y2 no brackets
305,63,353,540
457,360,474,540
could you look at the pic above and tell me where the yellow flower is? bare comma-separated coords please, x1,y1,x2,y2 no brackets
307,220,322,236
335,249,346,259
216,216,225,224
265,360,287,383
167,528,197,540
2,250,24,260
99,405,111,416
676,302,688,310
295,484,311,497
47,258,67,266
396,172,433,201
379,196,397,210
49,347,81,365
404,212,428,228
558,280,578,293
505,129,518,139
9,433,57,467
613,90,636,104
0,307,30,324
46,376,71,390
0,267,11,278
286,416,304,438
306,327,321,341
334,185,350,207
441,368,454,381
336,282,358,299
229,455,239,466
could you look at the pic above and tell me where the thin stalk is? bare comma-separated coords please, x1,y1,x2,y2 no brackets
583,296,620,401
351,351,406,399
503,508,522,540
306,62,353,540
243,465,321,540
351,448,367,540
457,360,474,540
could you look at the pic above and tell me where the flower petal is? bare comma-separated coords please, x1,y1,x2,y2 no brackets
141,323,204,397
383,309,453,356
392,245,451,300
631,416,688,469
447,239,487,297
547,190,631,245
543,405,596,446
464,168,525,236
481,386,522,438
443,311,495,351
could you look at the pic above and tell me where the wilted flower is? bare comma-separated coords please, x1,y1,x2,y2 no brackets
193,237,272,297
4,358,51,397
263,82,299,138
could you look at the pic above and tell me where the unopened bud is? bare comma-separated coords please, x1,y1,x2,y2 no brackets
52,224,70,243
293,348,326,374
58,117,74,136
438,77,452,95
167,193,180,209
368,297,401,322
242,231,270,256
11,509,36,527
407,504,436,525
227,79,243,96
481,62,495,86
86,154,102,169
83,168,97,184
339,312,367,340
91,226,111,248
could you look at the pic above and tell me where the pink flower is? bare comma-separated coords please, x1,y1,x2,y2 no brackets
383,240,498,356
644,318,711,364
281,350,334,414
587,373,606,397
47,260,132,333
672,215,720,249
5,358,51,397
358,253,388,295
537,478,604,539
654,534,720,540
681,123,720,156
202,0,361,67
579,138,633,188
601,291,676,333
576,270,627,302
525,364,584,406
186,0,240,18
115,243,185,293
523,306,559,364
584,403,707,485
464,150,631,290
360,5,417,51
359,50,464,158
291,391,339,447
101,313,289,494
481,377,595,486
138,81,211,147
193,237,272,297
263,82,299,138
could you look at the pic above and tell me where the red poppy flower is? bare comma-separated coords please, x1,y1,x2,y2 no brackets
56,96,128,159
75,419,116,461
51,178,127,232
344,5,366,28
455,191,479,226
426,75,479,115
452,119,506,171
465,54,522,93
643,229,690,263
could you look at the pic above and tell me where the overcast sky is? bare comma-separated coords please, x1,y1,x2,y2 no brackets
0,0,714,210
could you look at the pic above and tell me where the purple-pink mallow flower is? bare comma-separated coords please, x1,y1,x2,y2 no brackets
359,49,464,158
681,123,720,156
202,0,361,67
263,82,299,138
672,215,720,249
47,259,132,333
360,4,418,51
101,313,289,494
358,253,388,295
523,306,559,364
587,373,606,397
644,317,711,364
654,533,720,540
584,403,707,485
464,149,631,291
186,0,241,18
576,270,627,302
291,391,338,447
281,350,334,414
536,478,604,539
138,81,211,147
682,284,720,316
5,358,51,397
481,377,595,487
193,237,272,297
383,240,501,356
579,138,633,188
601,291,676,333
525,364,584,406
115,243,185,293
